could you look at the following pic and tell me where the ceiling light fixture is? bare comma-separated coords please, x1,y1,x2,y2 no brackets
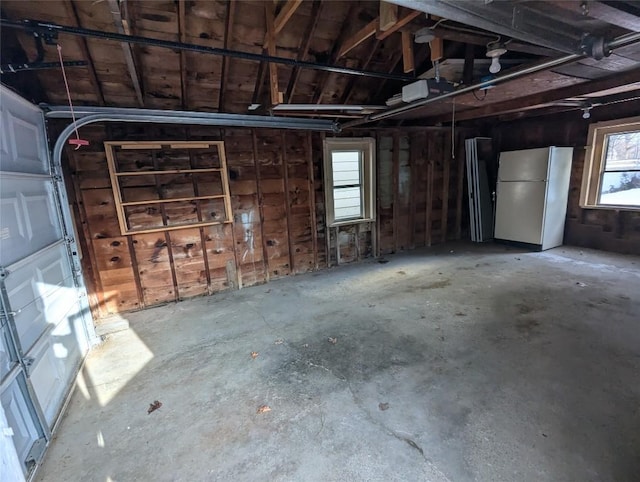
486,41,507,74
582,106,592,119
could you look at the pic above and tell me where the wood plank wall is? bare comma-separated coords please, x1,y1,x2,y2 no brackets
492,103,640,255
59,122,466,318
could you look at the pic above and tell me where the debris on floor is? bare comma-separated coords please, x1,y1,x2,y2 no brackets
378,258,389,264
379,402,390,411
251,351,258,359
274,338,284,345
147,401,162,414
257,405,271,414
576,281,587,287
328,337,338,345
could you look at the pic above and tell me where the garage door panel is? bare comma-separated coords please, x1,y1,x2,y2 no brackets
1,84,93,479
28,311,83,425
5,243,76,352
0,88,50,176
1,374,42,465
1,325,17,381
0,176,62,267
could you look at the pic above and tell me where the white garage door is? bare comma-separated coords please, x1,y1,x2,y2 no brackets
0,85,95,479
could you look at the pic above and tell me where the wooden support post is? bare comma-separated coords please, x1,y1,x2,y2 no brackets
306,133,319,270
252,130,270,282
425,136,434,247
281,131,295,274
218,130,241,289
185,127,212,293
392,132,400,253
150,150,180,300
430,38,443,62
265,3,280,105
374,132,381,257
402,31,415,73
455,134,465,240
105,125,145,310
409,134,418,249
441,133,451,243
380,2,399,31
320,133,331,267
355,223,361,261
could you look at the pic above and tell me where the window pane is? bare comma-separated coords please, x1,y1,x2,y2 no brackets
604,132,640,172
333,186,362,220
599,171,640,206
332,151,361,187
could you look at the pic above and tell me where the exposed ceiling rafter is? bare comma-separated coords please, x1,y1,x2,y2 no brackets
106,0,144,107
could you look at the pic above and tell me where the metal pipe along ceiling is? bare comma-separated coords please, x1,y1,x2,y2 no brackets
341,30,640,129
1,19,416,82
50,110,339,169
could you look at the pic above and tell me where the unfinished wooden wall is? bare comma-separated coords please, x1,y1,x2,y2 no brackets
59,122,466,318
492,103,640,255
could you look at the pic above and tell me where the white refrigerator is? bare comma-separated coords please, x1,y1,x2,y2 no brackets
494,146,573,250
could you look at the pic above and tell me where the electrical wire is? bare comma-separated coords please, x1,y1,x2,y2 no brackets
472,89,487,101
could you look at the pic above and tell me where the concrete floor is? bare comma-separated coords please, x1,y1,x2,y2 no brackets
37,243,640,482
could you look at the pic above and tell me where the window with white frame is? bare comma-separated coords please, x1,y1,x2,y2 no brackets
581,117,640,210
323,138,375,226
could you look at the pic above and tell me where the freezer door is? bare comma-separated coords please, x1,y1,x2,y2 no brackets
498,147,550,182
495,181,546,245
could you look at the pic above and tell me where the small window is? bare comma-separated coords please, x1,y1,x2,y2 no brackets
581,117,640,210
323,138,375,226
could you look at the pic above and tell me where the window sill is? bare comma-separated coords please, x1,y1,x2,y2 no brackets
579,204,640,212
328,218,376,227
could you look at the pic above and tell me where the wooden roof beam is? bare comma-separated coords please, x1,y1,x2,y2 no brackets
285,0,322,103
425,67,640,123
67,0,105,105
265,2,281,105
552,1,640,33
106,0,144,106
311,3,361,104
376,9,422,41
380,2,398,31
218,0,236,112
263,0,303,48
338,18,379,59
340,39,382,104
177,0,187,109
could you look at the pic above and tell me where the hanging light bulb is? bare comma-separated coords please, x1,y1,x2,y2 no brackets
582,107,592,119
489,56,502,74
486,41,507,75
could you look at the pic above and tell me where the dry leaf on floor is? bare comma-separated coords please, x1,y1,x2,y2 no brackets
147,400,162,414
274,339,284,345
379,402,390,411
251,351,259,359
328,337,338,345
257,405,271,414
302,343,309,348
